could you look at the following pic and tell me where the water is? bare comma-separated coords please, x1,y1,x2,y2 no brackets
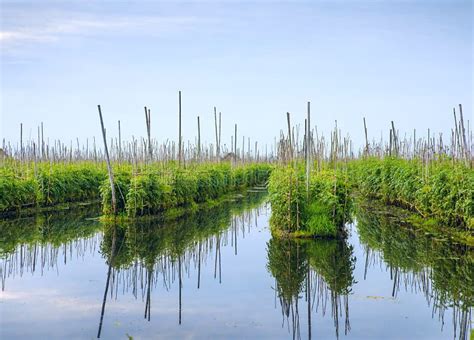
1,193,472,339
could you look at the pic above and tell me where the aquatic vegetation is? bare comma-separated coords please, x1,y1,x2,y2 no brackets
268,165,352,238
350,157,474,229
0,161,107,214
102,163,271,217
0,161,271,218
37,163,106,206
100,169,132,215
0,173,39,213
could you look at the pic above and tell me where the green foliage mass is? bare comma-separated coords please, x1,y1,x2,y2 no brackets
350,157,474,229
0,161,270,218
268,164,352,238
99,162,272,217
0,161,107,214
36,163,106,206
100,169,132,215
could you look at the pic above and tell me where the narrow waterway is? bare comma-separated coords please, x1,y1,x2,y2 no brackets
0,192,472,339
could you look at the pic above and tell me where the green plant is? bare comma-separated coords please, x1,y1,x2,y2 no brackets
268,165,352,238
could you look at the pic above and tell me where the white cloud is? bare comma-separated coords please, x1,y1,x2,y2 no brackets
1,14,204,51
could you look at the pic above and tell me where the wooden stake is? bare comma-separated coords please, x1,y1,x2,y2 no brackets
214,107,219,160
234,124,237,162
306,102,311,195
178,91,182,166
118,120,122,160
197,116,201,161
287,112,293,161
20,123,23,161
97,105,117,215
363,117,369,157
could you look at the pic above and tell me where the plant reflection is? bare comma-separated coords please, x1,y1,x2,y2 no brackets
356,201,473,340
0,206,102,290
267,237,356,339
97,192,267,336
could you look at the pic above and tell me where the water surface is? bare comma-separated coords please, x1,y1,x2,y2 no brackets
1,193,472,339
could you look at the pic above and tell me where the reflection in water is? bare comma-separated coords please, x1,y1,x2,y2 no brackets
1,193,473,339
0,206,102,290
356,202,473,340
267,237,356,339
97,192,268,337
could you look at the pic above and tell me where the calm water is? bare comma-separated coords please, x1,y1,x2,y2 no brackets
1,193,472,339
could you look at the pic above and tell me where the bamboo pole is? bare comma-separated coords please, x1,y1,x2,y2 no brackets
144,107,152,161
459,104,469,165
363,117,369,157
214,107,219,160
197,116,201,161
97,105,117,215
219,112,222,158
234,124,238,163
178,91,183,166
306,102,311,195
287,112,293,162
20,123,23,161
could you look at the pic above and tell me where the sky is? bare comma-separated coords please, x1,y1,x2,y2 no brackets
1,0,472,152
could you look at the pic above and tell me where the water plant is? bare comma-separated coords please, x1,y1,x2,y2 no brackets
0,161,107,215
102,163,272,218
268,164,352,238
350,157,474,229
0,160,271,218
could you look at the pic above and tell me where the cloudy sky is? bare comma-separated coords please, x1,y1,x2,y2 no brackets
1,0,472,151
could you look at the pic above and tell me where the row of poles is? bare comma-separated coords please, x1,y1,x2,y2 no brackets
278,104,472,168
4,91,270,165
3,95,471,167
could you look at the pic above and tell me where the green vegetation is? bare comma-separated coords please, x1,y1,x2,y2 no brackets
0,160,270,219
0,161,107,215
100,162,271,217
350,157,474,229
268,165,352,238
2,156,472,245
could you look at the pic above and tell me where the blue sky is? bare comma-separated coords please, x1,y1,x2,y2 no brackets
1,0,472,151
